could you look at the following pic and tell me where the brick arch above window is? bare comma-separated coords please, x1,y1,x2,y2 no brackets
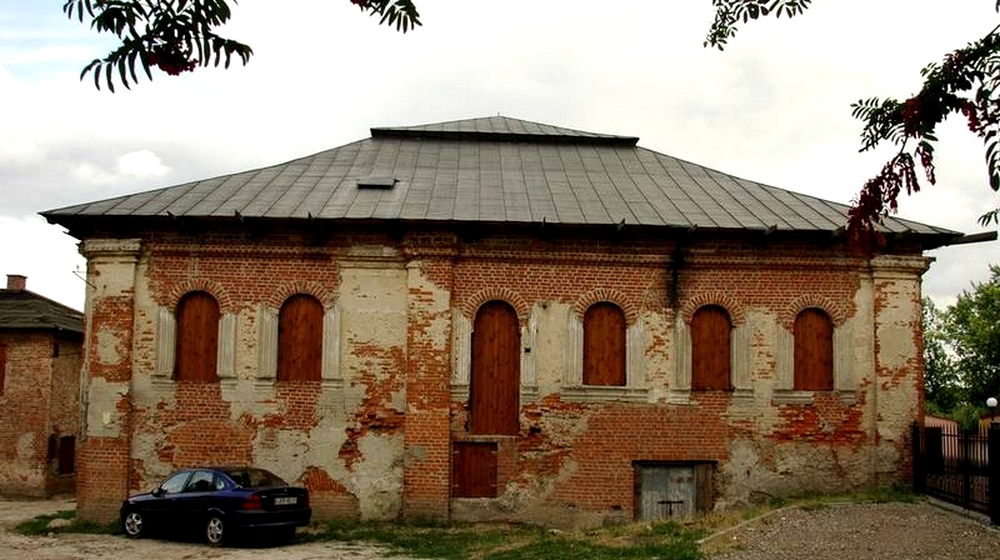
264,281,336,311
461,288,529,325
679,292,745,326
155,285,236,380
164,279,234,313
573,288,639,325
782,295,847,330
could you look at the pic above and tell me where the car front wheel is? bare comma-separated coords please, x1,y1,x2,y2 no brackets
122,511,144,538
205,514,226,546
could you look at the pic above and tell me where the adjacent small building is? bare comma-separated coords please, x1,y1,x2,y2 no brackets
43,116,971,526
0,274,83,497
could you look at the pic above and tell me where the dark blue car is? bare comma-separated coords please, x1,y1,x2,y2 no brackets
120,466,311,546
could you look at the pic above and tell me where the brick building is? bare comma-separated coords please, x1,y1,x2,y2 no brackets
0,274,83,497
44,116,969,526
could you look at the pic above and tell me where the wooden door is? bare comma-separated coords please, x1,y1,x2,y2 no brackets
794,308,833,390
175,291,220,382
277,294,323,382
583,303,626,386
470,301,520,435
636,465,696,520
451,442,498,498
691,306,731,390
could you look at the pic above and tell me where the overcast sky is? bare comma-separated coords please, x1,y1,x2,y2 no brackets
2,0,999,311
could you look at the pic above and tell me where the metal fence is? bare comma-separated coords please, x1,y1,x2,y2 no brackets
911,422,1000,524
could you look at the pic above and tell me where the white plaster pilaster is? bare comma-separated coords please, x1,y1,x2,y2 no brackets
154,307,175,378
258,305,278,380
322,303,341,381
217,313,236,379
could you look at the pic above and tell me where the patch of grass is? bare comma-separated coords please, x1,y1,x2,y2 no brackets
859,485,917,504
14,510,118,537
300,518,705,560
14,510,75,535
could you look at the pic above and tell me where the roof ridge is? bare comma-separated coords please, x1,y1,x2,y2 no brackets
370,115,640,146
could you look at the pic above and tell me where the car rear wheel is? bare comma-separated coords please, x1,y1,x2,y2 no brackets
122,511,144,539
205,514,226,546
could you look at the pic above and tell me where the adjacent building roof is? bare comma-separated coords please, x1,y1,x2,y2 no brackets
0,289,84,333
43,116,959,242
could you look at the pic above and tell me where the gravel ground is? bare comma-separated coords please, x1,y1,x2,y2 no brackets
704,501,1000,560
0,496,410,560
2,496,997,559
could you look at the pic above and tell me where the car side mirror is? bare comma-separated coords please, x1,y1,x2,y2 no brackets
151,487,164,497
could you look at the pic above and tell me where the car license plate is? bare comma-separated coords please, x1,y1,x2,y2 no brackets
274,496,297,506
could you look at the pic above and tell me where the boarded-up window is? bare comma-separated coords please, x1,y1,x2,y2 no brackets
175,291,220,383
277,294,323,382
583,302,626,386
794,308,834,391
451,441,497,498
0,344,6,395
470,301,520,435
58,436,75,475
691,305,732,391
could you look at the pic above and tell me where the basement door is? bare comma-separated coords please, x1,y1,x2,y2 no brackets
451,441,498,498
635,463,713,521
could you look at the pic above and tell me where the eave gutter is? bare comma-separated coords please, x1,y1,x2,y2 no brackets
942,231,998,246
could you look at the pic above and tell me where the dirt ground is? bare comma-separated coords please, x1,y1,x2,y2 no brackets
3,496,999,559
0,496,410,560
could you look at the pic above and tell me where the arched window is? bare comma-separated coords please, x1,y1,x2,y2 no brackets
691,305,732,391
583,302,626,386
470,301,520,435
175,291,220,382
277,294,323,382
794,308,834,391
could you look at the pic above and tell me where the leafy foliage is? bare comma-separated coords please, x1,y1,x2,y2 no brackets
922,297,961,414
706,1,1000,247
704,1,813,51
943,264,1000,407
64,0,420,91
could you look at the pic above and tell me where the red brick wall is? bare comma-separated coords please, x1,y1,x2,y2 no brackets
403,257,454,518
0,332,51,496
0,331,81,497
73,224,924,524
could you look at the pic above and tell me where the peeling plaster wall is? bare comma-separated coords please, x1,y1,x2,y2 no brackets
72,227,931,527
116,238,410,522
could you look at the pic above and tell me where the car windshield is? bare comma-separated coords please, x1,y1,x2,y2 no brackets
221,467,286,488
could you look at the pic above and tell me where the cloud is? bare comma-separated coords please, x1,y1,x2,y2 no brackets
1,0,999,311
118,150,169,178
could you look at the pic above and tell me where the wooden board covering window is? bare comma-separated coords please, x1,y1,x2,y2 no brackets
793,308,834,391
583,302,626,386
277,294,323,382
470,301,520,435
175,291,220,383
451,441,498,498
691,305,731,391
